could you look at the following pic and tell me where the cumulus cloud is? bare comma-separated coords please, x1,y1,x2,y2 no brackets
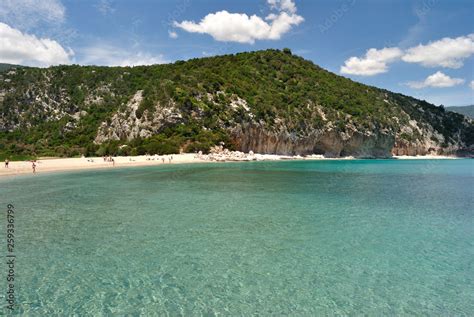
0,0,65,30
340,47,403,76
341,34,474,76
402,34,474,68
79,45,167,66
407,71,465,89
267,0,297,14
173,0,304,44
0,22,73,67
470,80,474,90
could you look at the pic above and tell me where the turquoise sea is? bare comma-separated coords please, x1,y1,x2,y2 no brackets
1,159,473,315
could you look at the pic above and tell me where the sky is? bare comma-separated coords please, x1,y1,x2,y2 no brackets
0,0,473,106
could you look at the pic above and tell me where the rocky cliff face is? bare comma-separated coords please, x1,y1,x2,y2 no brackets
236,122,471,158
94,90,183,143
92,90,472,157
230,123,395,157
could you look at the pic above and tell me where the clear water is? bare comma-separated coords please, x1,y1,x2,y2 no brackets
1,160,473,315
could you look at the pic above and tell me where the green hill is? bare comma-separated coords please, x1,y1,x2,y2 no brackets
0,49,472,159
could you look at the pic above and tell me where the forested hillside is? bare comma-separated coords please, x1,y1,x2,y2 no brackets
0,49,472,159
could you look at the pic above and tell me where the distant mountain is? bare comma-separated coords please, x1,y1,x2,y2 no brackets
0,49,472,158
0,63,20,72
447,105,474,119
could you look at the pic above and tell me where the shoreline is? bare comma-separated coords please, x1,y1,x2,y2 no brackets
0,153,464,178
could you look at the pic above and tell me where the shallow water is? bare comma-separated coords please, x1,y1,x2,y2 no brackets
1,159,473,315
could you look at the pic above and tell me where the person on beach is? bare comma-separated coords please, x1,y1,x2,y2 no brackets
4,159,9,168
161,157,165,163
32,161,36,173
111,158,115,166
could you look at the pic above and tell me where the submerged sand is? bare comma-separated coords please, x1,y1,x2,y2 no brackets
0,153,460,178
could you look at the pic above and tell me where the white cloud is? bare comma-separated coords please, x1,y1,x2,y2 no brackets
168,30,178,39
0,22,72,67
402,34,474,68
407,71,465,89
80,45,167,66
341,34,474,76
173,0,303,44
340,47,403,76
267,0,297,14
0,0,65,30
470,81,474,90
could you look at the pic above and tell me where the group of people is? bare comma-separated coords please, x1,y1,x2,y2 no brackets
4,159,36,173
102,156,115,166
3,154,176,175
101,155,174,166
145,154,174,163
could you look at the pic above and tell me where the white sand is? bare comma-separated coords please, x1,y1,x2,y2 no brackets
0,153,301,177
0,154,201,177
0,153,462,178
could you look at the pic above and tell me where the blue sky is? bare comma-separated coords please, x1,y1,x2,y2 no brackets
0,0,473,106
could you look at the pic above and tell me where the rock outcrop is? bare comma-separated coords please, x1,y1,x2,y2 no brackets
230,123,395,157
95,91,183,144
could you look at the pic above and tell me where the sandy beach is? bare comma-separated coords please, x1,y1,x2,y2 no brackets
0,152,462,178
0,154,201,177
0,152,298,177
